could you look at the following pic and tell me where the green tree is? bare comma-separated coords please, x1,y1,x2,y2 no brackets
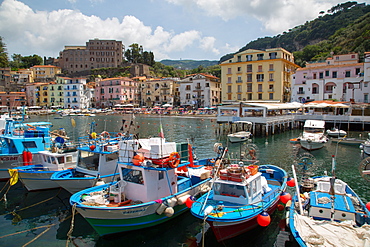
9,53,22,69
21,54,43,68
0,37,9,67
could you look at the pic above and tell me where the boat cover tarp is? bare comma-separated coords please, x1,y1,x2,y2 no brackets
294,214,370,247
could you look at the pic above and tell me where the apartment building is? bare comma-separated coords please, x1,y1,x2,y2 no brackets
220,48,299,103
61,77,89,109
95,77,138,108
58,39,124,74
140,78,176,107
179,73,221,108
291,52,369,103
30,65,61,82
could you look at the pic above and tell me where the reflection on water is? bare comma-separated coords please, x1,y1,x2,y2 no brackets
0,114,368,246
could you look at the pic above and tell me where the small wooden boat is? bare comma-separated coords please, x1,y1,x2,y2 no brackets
227,121,253,143
298,120,328,150
51,122,131,194
13,148,78,191
326,127,347,137
331,137,365,145
287,156,370,246
290,138,299,144
190,147,287,242
69,137,216,236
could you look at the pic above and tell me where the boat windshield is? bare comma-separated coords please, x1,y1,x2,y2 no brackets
304,127,324,133
78,150,100,171
121,167,144,185
213,182,246,198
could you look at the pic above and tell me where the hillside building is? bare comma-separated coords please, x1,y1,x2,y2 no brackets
291,52,369,103
58,39,124,74
95,77,138,108
179,73,221,108
220,48,299,103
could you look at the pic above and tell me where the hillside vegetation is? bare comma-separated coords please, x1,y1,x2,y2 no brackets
220,1,370,67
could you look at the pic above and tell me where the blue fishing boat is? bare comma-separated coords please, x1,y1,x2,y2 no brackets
70,137,216,236
287,155,370,246
0,119,53,181
190,145,288,242
51,130,132,194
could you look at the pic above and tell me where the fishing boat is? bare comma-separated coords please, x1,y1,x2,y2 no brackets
190,146,288,242
51,130,132,194
326,127,347,137
11,148,78,191
287,156,370,246
0,119,53,181
360,133,370,155
69,137,216,236
331,137,365,146
298,120,328,150
227,121,253,143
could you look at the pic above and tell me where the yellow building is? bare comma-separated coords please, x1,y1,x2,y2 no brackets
31,65,61,81
220,48,299,103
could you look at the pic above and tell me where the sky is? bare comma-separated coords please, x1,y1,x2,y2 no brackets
0,0,369,62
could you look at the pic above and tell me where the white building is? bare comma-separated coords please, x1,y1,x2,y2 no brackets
179,73,221,108
291,53,369,103
62,77,89,109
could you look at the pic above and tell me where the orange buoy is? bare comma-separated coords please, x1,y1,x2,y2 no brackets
287,177,296,187
257,211,271,227
280,192,292,204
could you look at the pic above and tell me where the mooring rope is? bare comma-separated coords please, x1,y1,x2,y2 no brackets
66,203,77,247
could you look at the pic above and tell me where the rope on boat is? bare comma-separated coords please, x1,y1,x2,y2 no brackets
201,217,208,247
66,203,77,247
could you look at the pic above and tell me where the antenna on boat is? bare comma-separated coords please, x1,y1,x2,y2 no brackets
329,154,336,221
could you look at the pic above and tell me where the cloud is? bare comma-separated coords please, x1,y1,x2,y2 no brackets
166,0,342,33
0,0,219,60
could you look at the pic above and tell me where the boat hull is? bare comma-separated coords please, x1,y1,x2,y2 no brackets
84,203,188,236
51,169,120,194
299,140,325,151
71,179,210,236
17,170,60,191
209,197,280,242
331,138,364,146
227,132,251,143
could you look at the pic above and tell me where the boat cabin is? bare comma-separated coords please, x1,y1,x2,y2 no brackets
38,150,78,170
76,147,119,176
118,163,178,203
213,172,263,205
0,120,52,154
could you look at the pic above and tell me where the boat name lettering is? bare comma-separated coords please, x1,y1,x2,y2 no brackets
122,208,146,214
0,156,18,161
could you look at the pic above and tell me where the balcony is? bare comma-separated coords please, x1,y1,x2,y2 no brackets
297,91,305,94
235,80,243,83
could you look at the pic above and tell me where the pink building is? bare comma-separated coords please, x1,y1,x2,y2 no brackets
291,53,368,103
95,77,138,108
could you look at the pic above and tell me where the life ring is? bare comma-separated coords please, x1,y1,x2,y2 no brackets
100,131,110,139
116,132,123,137
168,152,180,168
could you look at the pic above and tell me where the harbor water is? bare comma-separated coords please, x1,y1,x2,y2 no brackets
0,114,369,247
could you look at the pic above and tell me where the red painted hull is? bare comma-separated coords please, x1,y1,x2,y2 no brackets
209,198,280,242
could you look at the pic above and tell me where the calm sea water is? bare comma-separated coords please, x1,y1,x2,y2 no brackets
0,114,369,247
